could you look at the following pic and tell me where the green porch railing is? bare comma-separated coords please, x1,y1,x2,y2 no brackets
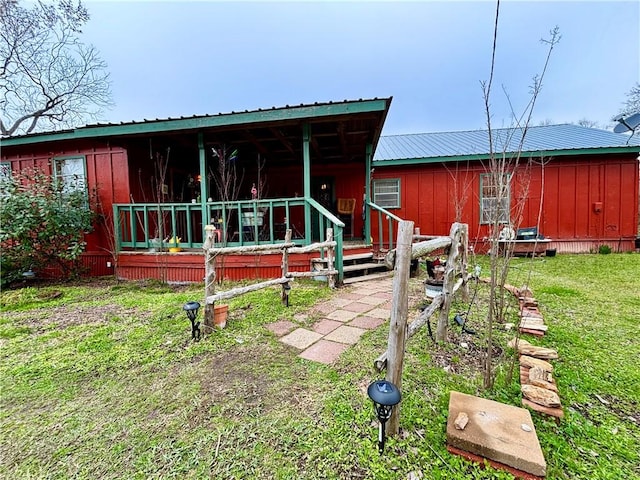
367,201,403,251
112,197,346,281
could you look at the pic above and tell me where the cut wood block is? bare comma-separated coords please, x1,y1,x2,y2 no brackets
522,398,564,419
522,385,561,408
519,355,554,372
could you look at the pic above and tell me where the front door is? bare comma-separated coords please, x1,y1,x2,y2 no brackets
311,176,335,240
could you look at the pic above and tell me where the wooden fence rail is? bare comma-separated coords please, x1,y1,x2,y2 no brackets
375,222,469,372
202,226,337,331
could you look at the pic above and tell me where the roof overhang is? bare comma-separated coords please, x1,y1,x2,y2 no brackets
373,145,640,167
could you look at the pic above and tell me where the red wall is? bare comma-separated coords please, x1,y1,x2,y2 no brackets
372,153,639,251
1,139,131,256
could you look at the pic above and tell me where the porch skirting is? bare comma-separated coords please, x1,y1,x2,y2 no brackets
115,251,321,283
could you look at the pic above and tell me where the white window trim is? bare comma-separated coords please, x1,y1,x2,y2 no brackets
53,156,87,194
480,173,511,224
372,178,401,209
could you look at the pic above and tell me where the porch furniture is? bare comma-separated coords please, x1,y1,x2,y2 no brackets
337,198,356,237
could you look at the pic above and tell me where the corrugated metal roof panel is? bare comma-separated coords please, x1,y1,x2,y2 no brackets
374,124,640,161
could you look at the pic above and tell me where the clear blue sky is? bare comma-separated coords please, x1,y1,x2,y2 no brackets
82,1,639,135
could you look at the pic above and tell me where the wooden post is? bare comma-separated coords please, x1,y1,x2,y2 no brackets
281,229,292,306
326,228,336,289
386,220,414,436
460,223,470,302
203,225,217,333
436,223,463,342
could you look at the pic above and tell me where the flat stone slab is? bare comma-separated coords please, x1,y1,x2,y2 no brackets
326,309,359,322
349,315,385,330
324,325,367,344
311,319,342,335
446,391,546,477
299,339,348,364
341,302,374,313
357,296,388,306
280,328,323,350
264,320,297,336
366,308,391,320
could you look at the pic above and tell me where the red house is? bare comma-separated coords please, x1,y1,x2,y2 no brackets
2,101,639,284
371,124,640,254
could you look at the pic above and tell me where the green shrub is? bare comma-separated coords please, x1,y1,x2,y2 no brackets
598,244,612,254
0,168,96,285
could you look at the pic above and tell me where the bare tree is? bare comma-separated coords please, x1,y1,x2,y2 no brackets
480,0,559,389
619,82,640,117
0,0,112,136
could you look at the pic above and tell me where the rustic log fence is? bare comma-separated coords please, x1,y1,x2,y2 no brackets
202,225,337,332
375,222,469,372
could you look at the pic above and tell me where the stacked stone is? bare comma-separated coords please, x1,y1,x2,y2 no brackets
509,338,564,420
517,288,548,337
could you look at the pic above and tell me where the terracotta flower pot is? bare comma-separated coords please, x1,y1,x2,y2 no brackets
213,304,228,328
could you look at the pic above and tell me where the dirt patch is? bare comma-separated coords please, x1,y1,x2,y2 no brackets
2,303,146,333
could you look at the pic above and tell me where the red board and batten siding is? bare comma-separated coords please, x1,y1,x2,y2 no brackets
1,140,130,255
373,153,639,252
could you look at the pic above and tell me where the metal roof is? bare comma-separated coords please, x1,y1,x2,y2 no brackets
374,124,640,163
1,97,391,147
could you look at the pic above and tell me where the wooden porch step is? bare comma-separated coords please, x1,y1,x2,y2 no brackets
343,271,394,285
343,262,387,273
311,252,374,266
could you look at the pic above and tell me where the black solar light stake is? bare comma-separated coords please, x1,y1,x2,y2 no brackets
183,301,201,341
367,380,401,453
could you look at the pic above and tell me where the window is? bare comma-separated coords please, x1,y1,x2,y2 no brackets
54,156,86,194
372,179,400,209
0,162,11,197
480,173,511,224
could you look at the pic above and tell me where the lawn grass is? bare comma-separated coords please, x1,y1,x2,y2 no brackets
1,255,639,479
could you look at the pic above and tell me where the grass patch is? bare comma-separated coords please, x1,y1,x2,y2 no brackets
1,256,639,479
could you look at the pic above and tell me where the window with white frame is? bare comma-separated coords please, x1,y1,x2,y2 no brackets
480,173,511,224
372,178,400,209
0,162,11,196
54,156,86,194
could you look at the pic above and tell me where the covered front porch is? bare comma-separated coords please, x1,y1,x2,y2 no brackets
110,98,398,283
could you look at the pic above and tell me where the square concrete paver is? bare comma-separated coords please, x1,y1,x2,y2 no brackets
351,287,378,296
340,292,366,301
280,328,323,350
324,325,367,344
446,391,546,478
312,319,342,335
349,315,386,330
341,302,374,313
367,308,391,320
326,309,359,322
358,296,388,306
299,340,349,364
265,320,297,337
371,292,394,300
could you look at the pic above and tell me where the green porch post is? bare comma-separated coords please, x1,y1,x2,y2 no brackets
364,142,372,244
198,132,209,225
303,123,312,244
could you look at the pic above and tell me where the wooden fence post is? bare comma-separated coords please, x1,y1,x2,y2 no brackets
436,223,465,342
326,228,335,289
203,225,217,333
281,229,292,305
386,220,414,436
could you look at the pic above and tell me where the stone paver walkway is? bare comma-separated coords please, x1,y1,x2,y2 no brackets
265,277,394,364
